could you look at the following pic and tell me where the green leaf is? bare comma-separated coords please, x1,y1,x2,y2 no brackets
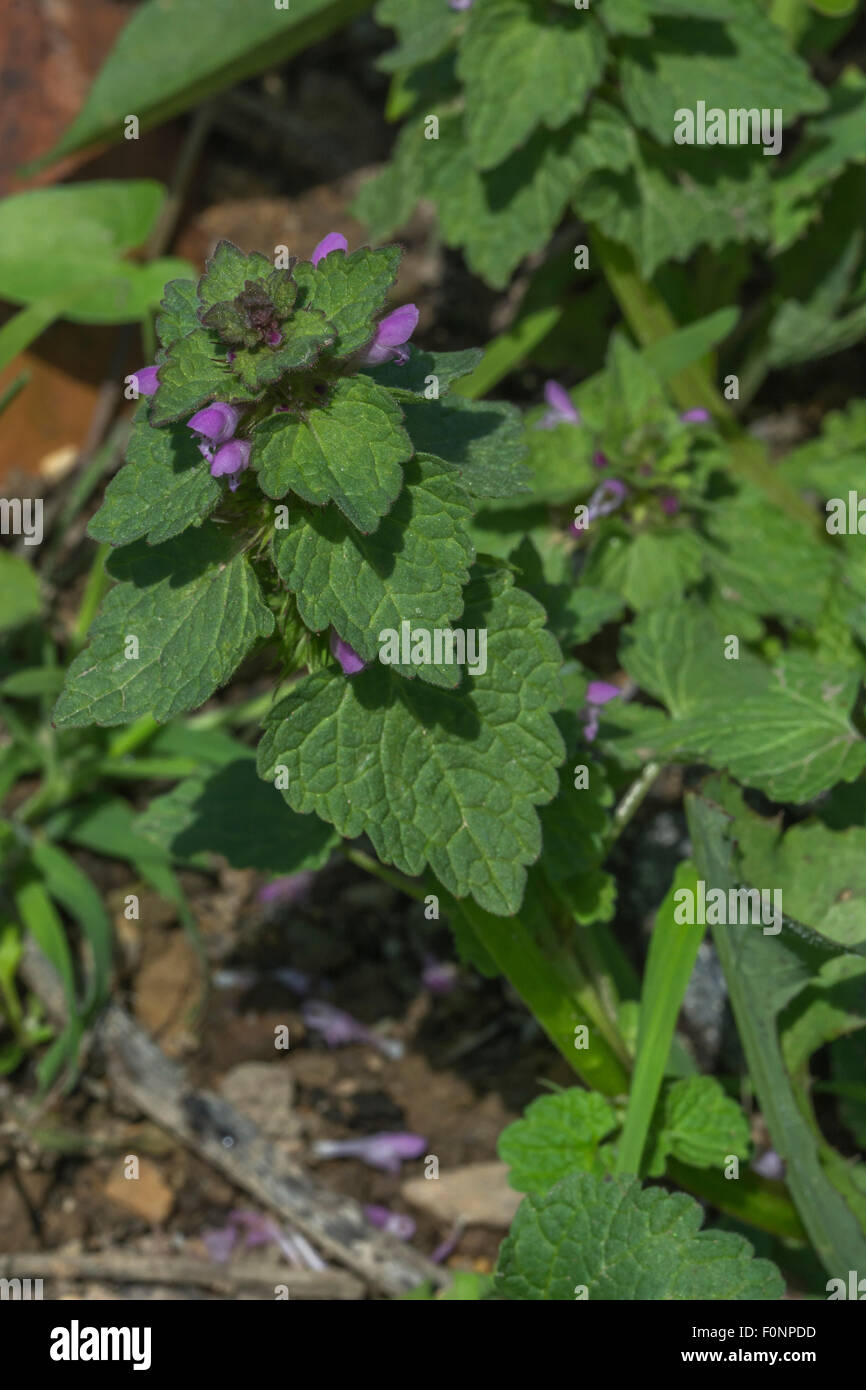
156,278,199,349
620,7,826,149
598,0,653,35
293,245,401,358
228,309,334,390
646,1077,752,1176
252,376,411,532
0,180,192,324
36,0,375,166
29,841,112,1013
588,530,704,612
88,411,221,547
137,756,338,873
772,70,866,251
273,454,474,686
257,567,564,915
363,346,484,397
197,240,275,310
400,396,530,498
495,1173,784,1300
375,0,463,72
459,0,606,170
150,325,241,426
0,552,41,632
498,1089,618,1193
53,525,274,728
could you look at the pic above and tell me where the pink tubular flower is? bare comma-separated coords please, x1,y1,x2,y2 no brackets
258,872,315,907
536,380,580,429
681,407,711,424
132,365,159,396
582,680,621,742
311,232,349,266
422,957,458,996
312,1132,427,1174
302,999,403,1060
449,0,475,9
188,402,240,445
210,438,251,491
571,478,627,537
330,629,366,675
364,1205,417,1241
361,304,419,366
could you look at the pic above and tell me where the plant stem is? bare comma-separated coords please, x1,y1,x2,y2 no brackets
70,543,111,650
604,760,661,852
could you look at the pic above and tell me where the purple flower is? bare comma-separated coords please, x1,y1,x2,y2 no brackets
448,0,475,9
258,872,315,907
536,380,580,430
681,408,711,424
422,957,458,996
330,629,366,675
303,999,403,1060
132,365,159,396
313,1131,427,1174
361,304,419,366
430,1222,466,1265
364,1205,417,1241
593,450,609,469
210,438,251,490
582,680,621,742
188,402,240,445
203,1210,325,1269
660,492,680,516
311,232,349,266
266,327,283,347
571,478,627,537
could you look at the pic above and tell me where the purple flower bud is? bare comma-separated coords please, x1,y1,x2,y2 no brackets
258,872,315,906
449,0,475,9
311,232,349,266
303,1000,403,1060
364,1205,417,1241
752,1149,785,1180
422,957,459,996
681,408,711,424
593,450,609,469
536,379,580,429
330,629,366,675
361,304,419,366
188,402,240,444
210,438,251,483
267,328,283,347
582,680,621,742
132,365,159,396
431,1222,465,1264
660,492,680,516
570,478,627,537
313,1131,427,1174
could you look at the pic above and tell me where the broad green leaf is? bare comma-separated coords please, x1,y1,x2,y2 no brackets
400,396,530,498
88,411,221,547
37,0,375,165
495,1173,784,1300
643,306,740,381
598,0,652,35
228,309,334,390
772,71,866,251
252,376,411,532
0,181,192,323
150,325,242,425
197,240,275,310
137,756,338,873
375,0,463,72
498,1090,617,1193
619,602,767,718
587,530,704,611
738,818,866,957
645,1077,752,1176
459,0,606,169
293,245,401,358
53,525,274,728
363,346,484,397
272,454,474,686
156,278,199,348
687,788,866,1275
620,7,826,149
257,567,564,915
0,552,41,632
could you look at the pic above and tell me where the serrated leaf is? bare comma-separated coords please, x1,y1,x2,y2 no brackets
273,454,474,687
586,530,704,612
293,245,401,358
646,1077,752,1176
252,376,411,532
363,346,483,397
375,0,463,72
156,278,199,350
150,325,244,425
620,7,826,149
459,0,606,170
137,755,338,873
198,239,274,310
772,71,866,252
257,567,564,915
401,396,530,498
53,525,274,728
495,1173,784,1300
229,308,334,390
498,1090,618,1194
88,411,221,547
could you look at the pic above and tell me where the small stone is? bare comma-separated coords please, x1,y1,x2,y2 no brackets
401,1161,522,1229
105,1159,173,1224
